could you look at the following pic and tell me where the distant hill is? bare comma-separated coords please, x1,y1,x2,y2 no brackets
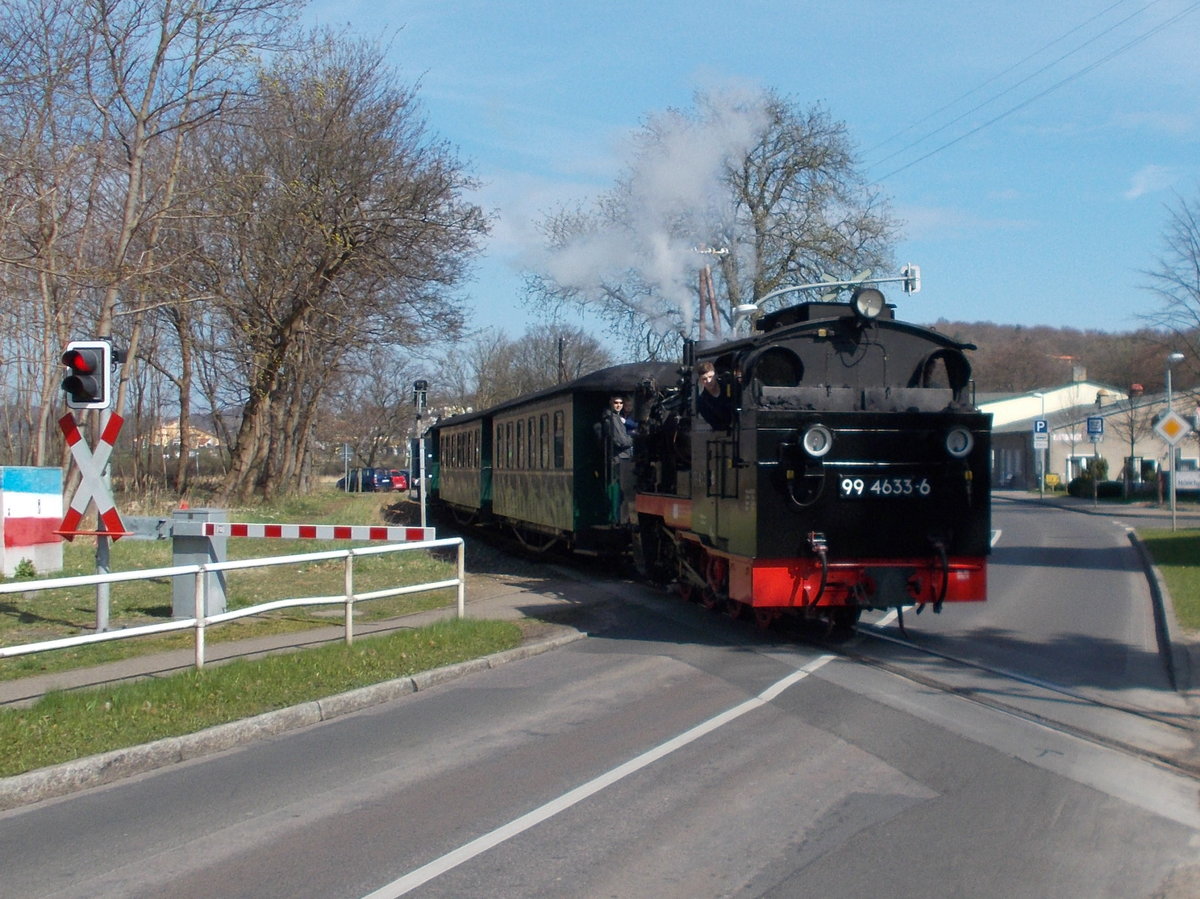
923,320,1183,395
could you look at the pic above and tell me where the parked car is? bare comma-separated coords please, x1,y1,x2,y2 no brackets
389,469,409,491
336,467,394,492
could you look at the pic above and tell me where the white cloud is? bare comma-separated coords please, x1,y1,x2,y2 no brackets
1123,164,1177,200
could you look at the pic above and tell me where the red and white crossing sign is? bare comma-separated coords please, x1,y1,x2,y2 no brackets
57,412,128,540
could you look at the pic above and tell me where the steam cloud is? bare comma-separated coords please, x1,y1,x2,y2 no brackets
534,85,771,338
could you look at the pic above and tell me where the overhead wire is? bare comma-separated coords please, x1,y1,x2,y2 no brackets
870,0,1200,181
862,0,1143,160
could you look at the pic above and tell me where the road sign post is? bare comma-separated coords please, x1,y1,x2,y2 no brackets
1033,418,1048,496
1086,417,1105,506
1155,410,1193,531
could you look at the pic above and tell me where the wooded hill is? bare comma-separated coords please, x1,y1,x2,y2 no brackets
925,320,1187,395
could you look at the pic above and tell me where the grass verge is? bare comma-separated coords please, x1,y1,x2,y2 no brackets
1136,529,1200,632
0,617,522,778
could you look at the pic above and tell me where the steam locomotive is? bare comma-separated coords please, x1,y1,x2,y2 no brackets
428,273,991,631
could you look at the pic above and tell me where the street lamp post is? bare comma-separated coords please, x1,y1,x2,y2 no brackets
414,379,429,529
1167,352,1185,531
1033,392,1045,497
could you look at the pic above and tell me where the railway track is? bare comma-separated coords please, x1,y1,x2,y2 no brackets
840,619,1200,780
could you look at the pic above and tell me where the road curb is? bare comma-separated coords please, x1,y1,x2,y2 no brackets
1004,492,1198,706
0,630,586,813
1127,532,1193,696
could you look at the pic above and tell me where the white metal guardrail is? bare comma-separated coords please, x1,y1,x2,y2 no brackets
0,538,465,670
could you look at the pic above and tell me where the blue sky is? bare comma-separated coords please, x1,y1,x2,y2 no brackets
310,1,1200,343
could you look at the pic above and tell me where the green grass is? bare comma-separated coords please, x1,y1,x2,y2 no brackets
0,618,522,777
1136,529,1200,633
1,492,455,680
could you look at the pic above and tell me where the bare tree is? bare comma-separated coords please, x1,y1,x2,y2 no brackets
0,0,105,464
525,87,896,355
178,34,488,501
0,0,300,473
433,324,613,413
1143,192,1200,385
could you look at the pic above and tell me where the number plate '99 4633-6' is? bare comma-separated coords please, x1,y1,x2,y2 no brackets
839,476,932,498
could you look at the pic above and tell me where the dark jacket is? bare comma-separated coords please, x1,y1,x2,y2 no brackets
598,409,634,459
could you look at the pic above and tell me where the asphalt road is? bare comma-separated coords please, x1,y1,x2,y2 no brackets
2,499,1198,898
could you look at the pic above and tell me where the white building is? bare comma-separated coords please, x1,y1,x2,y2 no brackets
985,383,1199,490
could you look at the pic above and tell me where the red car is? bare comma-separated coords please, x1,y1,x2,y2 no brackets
389,470,409,491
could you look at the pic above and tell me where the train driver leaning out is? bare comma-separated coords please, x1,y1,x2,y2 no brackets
696,361,734,430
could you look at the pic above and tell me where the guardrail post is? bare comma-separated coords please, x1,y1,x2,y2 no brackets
172,507,228,618
457,540,465,619
193,568,207,670
344,553,355,646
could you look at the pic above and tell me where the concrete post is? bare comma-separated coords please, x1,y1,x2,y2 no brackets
171,507,228,617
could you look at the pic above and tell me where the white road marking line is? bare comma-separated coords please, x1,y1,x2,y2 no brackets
361,654,837,898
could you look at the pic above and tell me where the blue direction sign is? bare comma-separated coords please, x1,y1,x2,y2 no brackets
1087,416,1104,442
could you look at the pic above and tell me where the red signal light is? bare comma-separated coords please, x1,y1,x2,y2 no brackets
61,340,112,409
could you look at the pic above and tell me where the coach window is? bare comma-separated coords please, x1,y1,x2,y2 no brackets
539,414,548,469
553,411,565,468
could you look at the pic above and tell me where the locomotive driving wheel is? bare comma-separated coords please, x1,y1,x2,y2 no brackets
753,608,777,630
830,606,862,635
700,554,728,611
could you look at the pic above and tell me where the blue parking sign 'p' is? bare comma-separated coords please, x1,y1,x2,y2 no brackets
1033,418,1048,434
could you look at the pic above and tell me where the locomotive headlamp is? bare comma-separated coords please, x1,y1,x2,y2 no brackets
851,287,885,320
801,424,833,457
945,426,974,458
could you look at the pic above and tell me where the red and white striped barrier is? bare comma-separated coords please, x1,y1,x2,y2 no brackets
172,521,436,542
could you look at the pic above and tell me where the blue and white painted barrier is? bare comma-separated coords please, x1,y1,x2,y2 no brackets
0,467,63,577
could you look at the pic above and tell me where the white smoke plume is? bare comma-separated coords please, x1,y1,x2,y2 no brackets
535,85,771,339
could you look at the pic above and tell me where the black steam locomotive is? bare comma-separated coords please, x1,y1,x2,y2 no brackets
428,273,991,630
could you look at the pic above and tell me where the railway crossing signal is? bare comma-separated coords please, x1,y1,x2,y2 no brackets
57,411,127,540
61,340,112,409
